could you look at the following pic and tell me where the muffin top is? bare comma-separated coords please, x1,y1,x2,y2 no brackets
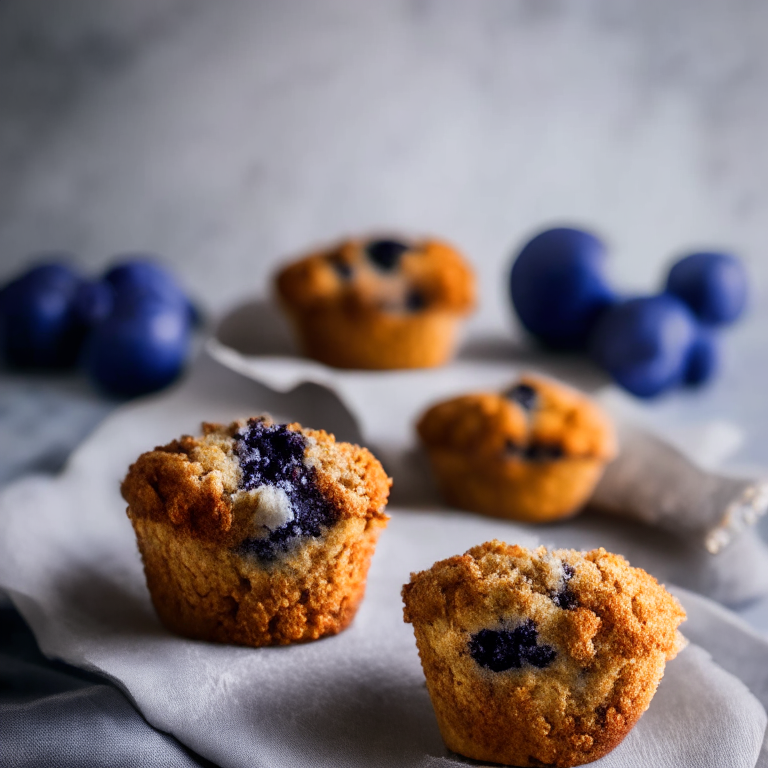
416,374,617,462
403,541,686,764
403,541,686,666
121,417,391,560
275,235,476,317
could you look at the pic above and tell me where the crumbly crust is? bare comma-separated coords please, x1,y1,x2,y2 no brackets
121,418,391,646
275,236,475,315
402,541,686,767
416,375,617,521
274,235,476,369
417,374,616,460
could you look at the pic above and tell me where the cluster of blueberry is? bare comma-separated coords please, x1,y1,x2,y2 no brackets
234,419,336,560
469,620,557,672
0,257,195,397
510,228,748,397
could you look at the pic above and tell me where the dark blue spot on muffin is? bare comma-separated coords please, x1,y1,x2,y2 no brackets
524,643,558,668
327,253,353,280
233,419,337,560
552,562,578,610
505,383,537,410
405,289,427,312
524,443,564,461
469,619,556,672
505,440,564,461
366,239,409,271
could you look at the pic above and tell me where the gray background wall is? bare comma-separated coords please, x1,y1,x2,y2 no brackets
1,0,767,459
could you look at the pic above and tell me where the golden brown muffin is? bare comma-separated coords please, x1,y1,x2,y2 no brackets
402,541,686,768
121,416,391,646
416,374,617,522
275,235,476,369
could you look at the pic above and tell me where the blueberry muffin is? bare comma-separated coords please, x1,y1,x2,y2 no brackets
402,541,686,767
121,416,391,646
416,374,617,522
275,235,476,369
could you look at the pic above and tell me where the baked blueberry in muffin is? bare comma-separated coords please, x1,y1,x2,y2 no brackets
416,374,617,522
121,416,391,646
275,235,476,369
402,541,686,768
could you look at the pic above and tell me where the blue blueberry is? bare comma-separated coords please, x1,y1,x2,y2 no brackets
469,620,556,672
234,419,337,560
665,252,747,326
236,420,307,490
327,253,353,280
72,280,115,326
505,439,563,461
683,326,719,387
366,239,409,271
552,562,578,609
523,443,564,461
14,261,82,288
405,289,427,312
510,227,616,349
105,257,180,292
504,383,537,410
0,259,86,368
104,255,199,325
83,299,191,397
589,295,698,398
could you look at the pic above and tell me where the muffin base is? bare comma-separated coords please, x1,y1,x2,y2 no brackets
425,450,607,522
413,620,656,767
282,304,461,369
130,514,386,646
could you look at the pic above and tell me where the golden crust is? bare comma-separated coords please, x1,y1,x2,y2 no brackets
275,235,475,314
133,514,386,646
416,375,617,522
274,235,476,369
121,417,391,646
402,541,686,768
417,374,616,460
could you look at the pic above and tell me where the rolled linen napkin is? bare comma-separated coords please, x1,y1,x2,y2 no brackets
591,420,768,554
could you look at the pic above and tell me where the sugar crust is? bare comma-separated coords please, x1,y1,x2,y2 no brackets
416,374,618,521
274,235,476,369
402,541,686,768
121,418,391,646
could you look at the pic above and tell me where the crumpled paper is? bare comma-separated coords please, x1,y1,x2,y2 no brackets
1,356,768,768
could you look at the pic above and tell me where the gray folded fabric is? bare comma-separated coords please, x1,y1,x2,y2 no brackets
0,605,214,768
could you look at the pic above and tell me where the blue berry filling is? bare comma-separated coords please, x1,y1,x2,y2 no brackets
505,440,564,462
327,253,353,280
524,443,564,461
469,619,556,672
552,562,578,609
233,419,337,560
405,289,427,312
505,383,537,410
366,239,409,271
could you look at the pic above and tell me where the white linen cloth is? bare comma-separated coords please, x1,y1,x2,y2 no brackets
2,356,768,767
